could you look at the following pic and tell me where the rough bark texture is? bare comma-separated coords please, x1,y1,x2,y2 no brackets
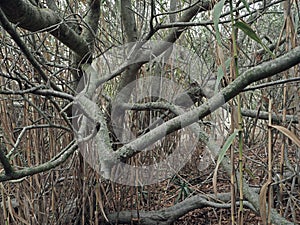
106,193,234,225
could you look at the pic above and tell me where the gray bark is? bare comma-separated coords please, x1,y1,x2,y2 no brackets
0,0,90,59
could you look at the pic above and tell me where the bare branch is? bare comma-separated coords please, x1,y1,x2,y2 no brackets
106,192,256,225
0,7,62,91
243,77,300,91
115,46,300,160
0,0,90,59
0,141,77,182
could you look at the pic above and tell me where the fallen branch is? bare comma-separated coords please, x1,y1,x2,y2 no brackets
106,192,255,225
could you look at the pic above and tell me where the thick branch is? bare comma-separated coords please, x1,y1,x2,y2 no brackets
0,7,62,91
0,142,77,182
115,46,300,160
106,192,255,225
115,0,140,104
77,42,300,225
115,0,213,104
0,0,89,59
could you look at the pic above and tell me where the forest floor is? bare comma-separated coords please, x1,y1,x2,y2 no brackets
174,145,300,224
120,141,300,225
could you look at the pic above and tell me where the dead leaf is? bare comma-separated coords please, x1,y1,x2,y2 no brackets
259,180,271,225
270,125,300,148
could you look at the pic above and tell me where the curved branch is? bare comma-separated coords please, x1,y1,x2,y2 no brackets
243,76,300,91
0,0,89,59
115,0,213,104
78,47,300,224
116,46,300,160
7,124,72,159
0,141,77,182
106,192,255,225
0,7,62,91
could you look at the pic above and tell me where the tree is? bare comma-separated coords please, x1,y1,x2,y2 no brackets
0,0,299,224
